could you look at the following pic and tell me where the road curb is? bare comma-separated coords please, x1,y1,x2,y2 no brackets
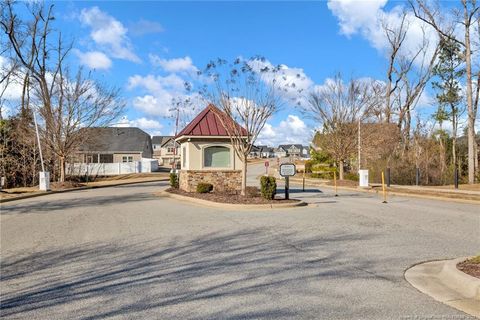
404,257,480,318
0,178,169,204
159,190,308,210
286,178,480,204
440,257,480,300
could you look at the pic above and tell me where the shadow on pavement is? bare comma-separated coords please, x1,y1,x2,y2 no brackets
0,184,167,215
0,229,386,319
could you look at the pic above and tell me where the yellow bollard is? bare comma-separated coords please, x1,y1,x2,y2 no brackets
334,170,338,197
381,171,387,203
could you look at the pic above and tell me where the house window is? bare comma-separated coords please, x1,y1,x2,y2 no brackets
122,156,133,163
204,146,230,168
100,154,113,163
167,147,176,153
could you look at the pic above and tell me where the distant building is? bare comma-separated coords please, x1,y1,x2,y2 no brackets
276,144,310,158
152,136,180,167
74,127,153,163
274,147,287,158
68,127,158,176
260,146,275,158
248,145,261,158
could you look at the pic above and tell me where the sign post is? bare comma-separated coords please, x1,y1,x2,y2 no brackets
264,160,269,175
279,163,296,200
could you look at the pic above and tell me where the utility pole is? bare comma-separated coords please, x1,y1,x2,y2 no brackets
33,111,45,172
358,119,361,172
33,110,49,191
172,107,180,172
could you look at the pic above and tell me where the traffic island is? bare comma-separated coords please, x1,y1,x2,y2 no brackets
160,188,307,210
404,257,480,318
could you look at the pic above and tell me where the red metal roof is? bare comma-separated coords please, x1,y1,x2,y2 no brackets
176,104,247,137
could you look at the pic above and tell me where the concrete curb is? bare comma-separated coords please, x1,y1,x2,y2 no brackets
159,190,308,210
405,257,480,318
287,178,480,204
0,178,169,204
440,257,480,300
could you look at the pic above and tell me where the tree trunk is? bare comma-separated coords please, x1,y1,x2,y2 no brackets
339,160,344,180
464,3,476,183
60,156,65,183
439,135,446,184
452,106,457,174
241,155,247,196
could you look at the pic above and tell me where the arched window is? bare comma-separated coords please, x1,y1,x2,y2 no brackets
204,146,230,168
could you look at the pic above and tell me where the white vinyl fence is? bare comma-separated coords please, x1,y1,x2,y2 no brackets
67,159,159,176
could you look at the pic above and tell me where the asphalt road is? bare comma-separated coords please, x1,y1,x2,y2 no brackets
1,174,479,319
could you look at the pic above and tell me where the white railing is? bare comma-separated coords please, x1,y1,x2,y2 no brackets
66,159,159,176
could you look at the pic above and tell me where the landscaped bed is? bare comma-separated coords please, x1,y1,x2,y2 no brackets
165,187,299,205
457,256,480,279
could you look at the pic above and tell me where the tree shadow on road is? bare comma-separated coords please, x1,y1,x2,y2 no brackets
0,229,394,319
0,192,160,215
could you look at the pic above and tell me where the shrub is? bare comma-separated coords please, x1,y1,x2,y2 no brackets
310,172,331,179
196,182,213,193
304,160,314,173
343,172,359,181
169,173,179,188
260,176,277,200
245,186,260,198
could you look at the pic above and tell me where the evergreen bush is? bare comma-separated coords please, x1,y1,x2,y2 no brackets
260,176,277,200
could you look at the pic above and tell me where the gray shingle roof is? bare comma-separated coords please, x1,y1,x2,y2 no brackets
152,136,173,146
279,144,303,150
78,127,151,152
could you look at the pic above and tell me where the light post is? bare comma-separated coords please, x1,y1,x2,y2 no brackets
33,110,50,191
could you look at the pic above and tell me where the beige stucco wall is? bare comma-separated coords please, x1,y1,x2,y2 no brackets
179,138,243,171
113,153,142,163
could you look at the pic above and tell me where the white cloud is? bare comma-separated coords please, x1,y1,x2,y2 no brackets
246,58,314,106
327,0,438,62
149,55,198,74
79,6,140,63
0,56,23,102
327,0,387,37
114,116,163,135
129,19,164,36
75,50,112,70
257,115,312,146
127,74,192,117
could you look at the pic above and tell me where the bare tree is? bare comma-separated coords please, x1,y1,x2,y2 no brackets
381,11,440,147
382,11,409,123
302,74,381,179
1,1,124,182
410,0,480,183
199,57,293,196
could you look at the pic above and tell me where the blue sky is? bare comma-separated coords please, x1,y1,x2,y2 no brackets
5,0,446,145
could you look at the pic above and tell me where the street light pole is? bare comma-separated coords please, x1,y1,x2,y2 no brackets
172,107,180,172
358,118,361,172
33,109,49,191
33,110,45,172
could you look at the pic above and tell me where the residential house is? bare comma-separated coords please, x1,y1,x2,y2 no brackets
152,136,180,167
68,127,158,176
276,144,310,158
274,147,287,158
74,127,153,163
260,146,275,158
248,145,261,158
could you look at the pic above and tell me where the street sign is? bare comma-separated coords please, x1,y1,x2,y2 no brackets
279,163,296,177
265,161,269,167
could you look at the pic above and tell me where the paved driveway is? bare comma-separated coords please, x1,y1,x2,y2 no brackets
1,180,478,319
